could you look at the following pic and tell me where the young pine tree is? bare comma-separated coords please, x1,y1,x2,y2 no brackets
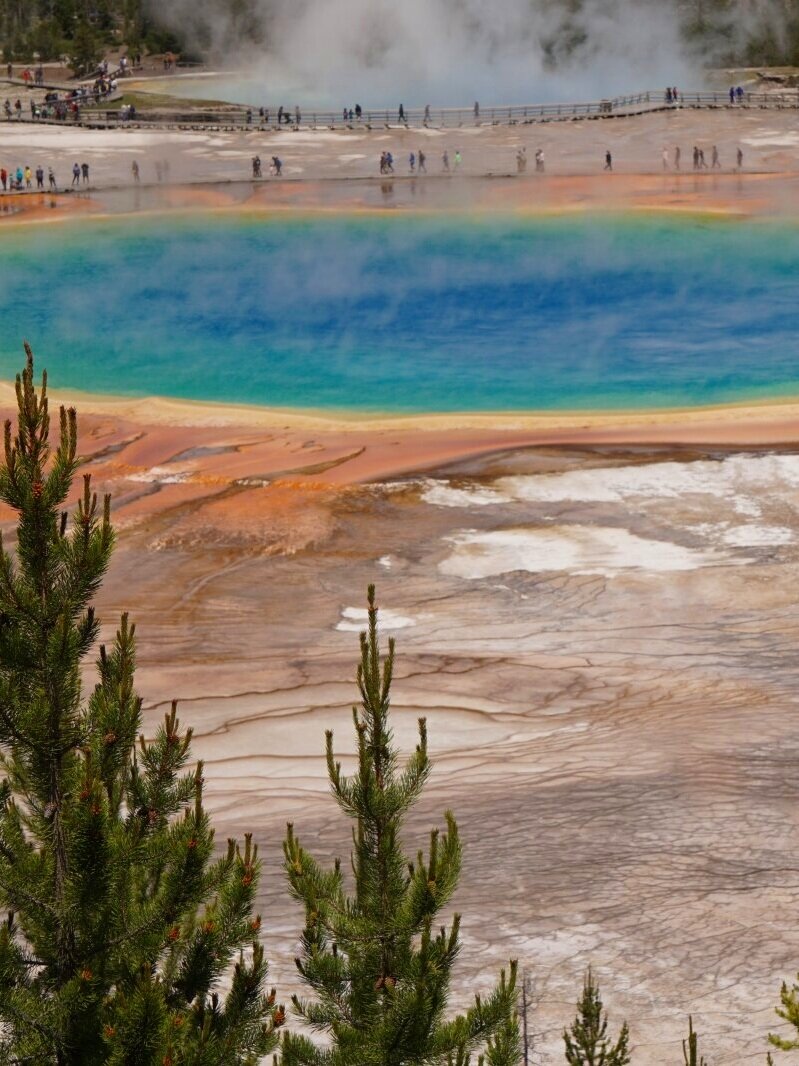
769,973,799,1055
563,967,630,1066
682,1016,707,1066
279,586,520,1066
0,347,283,1065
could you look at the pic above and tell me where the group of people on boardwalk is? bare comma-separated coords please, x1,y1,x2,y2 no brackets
9,65,45,87
71,162,91,186
659,144,744,170
0,164,57,191
517,147,545,173
665,85,746,106
379,149,463,174
251,155,282,177
3,82,114,124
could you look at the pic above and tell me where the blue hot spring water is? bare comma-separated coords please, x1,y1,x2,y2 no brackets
0,213,797,413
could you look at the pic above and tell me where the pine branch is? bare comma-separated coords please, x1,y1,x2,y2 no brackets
278,586,517,1066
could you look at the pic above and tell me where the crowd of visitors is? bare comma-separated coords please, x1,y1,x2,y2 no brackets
0,159,94,193
251,155,282,177
656,144,745,170
378,148,463,174
3,80,118,123
664,85,747,105
8,65,45,87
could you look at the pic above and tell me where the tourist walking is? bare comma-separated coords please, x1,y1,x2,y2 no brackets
252,155,261,178
662,147,669,170
424,104,430,124
72,162,80,186
48,167,56,190
604,150,612,171
271,156,282,176
674,145,681,170
294,105,301,126
474,101,479,120
409,152,415,173
418,148,426,173
398,103,405,123
737,146,743,169
454,150,462,170
711,145,720,168
0,168,6,191
692,145,699,170
729,86,735,104
35,165,43,189
698,148,707,169
131,160,140,183
81,162,89,184
442,149,449,172
535,148,545,172
24,166,31,189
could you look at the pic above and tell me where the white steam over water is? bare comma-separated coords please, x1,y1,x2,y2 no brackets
153,0,793,106
156,0,696,106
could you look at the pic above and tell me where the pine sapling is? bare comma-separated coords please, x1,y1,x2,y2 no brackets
770,973,799,1054
563,966,630,1066
683,1016,707,1066
278,585,520,1066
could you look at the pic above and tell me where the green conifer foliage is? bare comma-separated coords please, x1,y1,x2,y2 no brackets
0,347,283,1065
769,973,799,1053
563,967,630,1066
278,586,520,1066
682,1016,707,1066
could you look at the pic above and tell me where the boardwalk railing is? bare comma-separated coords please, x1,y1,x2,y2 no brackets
12,87,799,131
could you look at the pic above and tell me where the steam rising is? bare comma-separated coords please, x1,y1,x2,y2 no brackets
149,0,791,106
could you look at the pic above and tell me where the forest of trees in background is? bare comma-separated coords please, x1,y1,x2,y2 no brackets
538,0,799,71
0,0,795,83
0,0,180,64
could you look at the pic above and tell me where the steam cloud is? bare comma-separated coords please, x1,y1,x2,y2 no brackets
150,0,791,107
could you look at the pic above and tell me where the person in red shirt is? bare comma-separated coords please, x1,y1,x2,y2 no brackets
0,168,7,191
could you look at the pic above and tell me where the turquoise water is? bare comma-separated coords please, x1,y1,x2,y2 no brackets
1,214,798,412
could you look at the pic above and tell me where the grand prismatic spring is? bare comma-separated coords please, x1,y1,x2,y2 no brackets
1,54,799,1064
3,214,799,411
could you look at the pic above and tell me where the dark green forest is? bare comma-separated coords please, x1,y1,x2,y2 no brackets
0,0,179,64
